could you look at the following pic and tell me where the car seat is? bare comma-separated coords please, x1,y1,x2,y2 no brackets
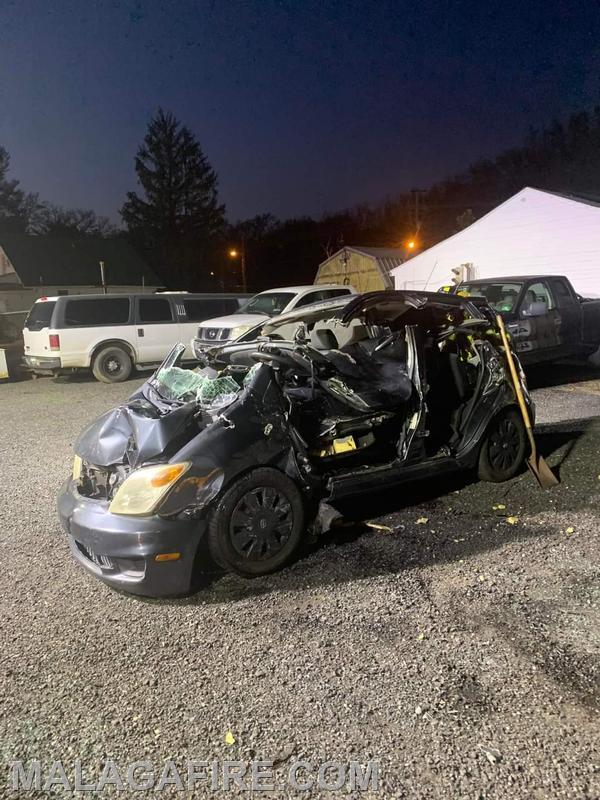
525,289,537,305
309,325,338,351
309,318,369,351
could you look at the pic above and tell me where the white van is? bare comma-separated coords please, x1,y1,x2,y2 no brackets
194,284,356,347
23,293,249,382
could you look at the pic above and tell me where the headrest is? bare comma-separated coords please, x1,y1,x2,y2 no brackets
332,318,370,349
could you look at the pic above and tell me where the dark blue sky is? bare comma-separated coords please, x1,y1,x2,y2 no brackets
0,0,598,223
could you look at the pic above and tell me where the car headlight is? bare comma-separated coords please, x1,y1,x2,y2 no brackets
72,455,83,481
230,324,252,340
109,462,191,516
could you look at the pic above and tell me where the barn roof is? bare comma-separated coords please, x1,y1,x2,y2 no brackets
318,245,404,289
0,234,160,287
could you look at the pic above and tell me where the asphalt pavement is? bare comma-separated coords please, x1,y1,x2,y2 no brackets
0,369,598,798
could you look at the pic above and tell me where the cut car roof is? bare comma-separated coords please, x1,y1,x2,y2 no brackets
259,284,349,294
463,275,570,283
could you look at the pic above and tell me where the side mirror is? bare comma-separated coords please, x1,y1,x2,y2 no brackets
522,300,547,318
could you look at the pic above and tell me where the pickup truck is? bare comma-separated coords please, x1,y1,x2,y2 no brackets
455,275,600,366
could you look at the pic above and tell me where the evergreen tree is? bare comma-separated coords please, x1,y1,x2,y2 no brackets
121,109,226,287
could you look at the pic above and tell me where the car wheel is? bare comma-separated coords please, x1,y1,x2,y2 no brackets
207,468,305,576
92,346,132,383
477,408,527,482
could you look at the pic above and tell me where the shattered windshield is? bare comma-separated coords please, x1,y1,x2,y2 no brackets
156,367,241,408
149,344,263,410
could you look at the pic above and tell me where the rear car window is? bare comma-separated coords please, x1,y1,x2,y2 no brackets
461,282,523,312
295,288,353,309
182,298,240,321
24,301,56,330
551,280,572,307
138,298,173,323
294,291,325,308
525,282,555,311
64,298,131,326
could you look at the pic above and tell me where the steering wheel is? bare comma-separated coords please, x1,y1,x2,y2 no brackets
251,350,291,367
251,347,314,375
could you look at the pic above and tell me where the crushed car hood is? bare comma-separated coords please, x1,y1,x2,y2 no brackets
74,398,198,468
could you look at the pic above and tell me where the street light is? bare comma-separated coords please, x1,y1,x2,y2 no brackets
228,247,246,292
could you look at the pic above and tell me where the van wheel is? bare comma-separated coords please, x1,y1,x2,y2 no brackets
92,346,132,383
478,408,527,482
207,468,305,577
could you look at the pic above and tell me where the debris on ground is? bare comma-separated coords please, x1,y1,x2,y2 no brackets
479,745,503,765
366,521,394,532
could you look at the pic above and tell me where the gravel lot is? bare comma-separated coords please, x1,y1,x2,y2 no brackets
0,371,599,798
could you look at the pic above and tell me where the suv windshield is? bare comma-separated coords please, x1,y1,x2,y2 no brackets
24,301,56,331
461,282,523,312
236,292,295,317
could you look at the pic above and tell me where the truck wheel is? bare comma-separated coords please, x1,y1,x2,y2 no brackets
207,468,305,577
92,346,132,383
478,408,527,482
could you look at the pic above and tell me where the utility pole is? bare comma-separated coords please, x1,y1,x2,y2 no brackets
411,188,427,232
241,239,247,294
229,241,247,292
99,261,107,294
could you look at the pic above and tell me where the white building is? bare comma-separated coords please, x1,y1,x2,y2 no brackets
391,187,600,297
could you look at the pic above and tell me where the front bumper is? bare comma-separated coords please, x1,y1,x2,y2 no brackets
58,478,207,597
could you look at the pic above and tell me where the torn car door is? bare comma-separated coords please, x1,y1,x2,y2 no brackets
397,325,426,462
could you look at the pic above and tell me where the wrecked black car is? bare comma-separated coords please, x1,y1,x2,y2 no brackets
58,291,533,597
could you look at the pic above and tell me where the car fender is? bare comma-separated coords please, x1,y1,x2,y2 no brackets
88,338,138,368
167,366,316,514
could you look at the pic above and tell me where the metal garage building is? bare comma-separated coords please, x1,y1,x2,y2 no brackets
315,246,403,292
391,187,600,298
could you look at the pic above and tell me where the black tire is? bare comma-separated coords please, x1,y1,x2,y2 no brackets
92,346,132,383
207,468,305,577
477,408,527,482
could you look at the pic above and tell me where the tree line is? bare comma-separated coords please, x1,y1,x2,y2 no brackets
1,105,600,290
0,148,117,238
